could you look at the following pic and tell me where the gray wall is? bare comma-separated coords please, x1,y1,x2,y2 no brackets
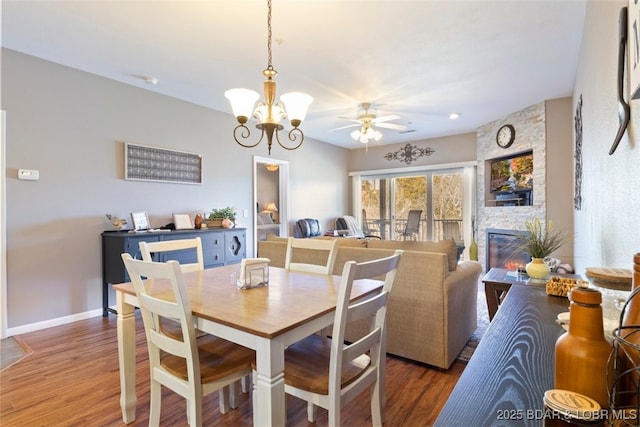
2,49,349,329
572,1,639,273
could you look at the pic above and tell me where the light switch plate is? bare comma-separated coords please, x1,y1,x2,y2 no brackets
18,169,39,181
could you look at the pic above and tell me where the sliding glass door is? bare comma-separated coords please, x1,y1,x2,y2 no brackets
358,167,471,247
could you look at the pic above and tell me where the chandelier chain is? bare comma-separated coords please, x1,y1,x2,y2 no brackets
266,0,273,69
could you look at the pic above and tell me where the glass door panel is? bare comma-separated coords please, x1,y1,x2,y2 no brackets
393,176,427,240
432,172,464,241
361,178,390,239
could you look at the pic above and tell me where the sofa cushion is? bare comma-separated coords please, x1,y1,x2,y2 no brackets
367,238,458,271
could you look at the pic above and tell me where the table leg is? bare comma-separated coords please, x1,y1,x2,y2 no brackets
117,291,137,423
484,281,512,321
253,338,286,426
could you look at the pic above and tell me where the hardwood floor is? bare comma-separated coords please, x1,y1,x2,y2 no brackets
0,314,465,426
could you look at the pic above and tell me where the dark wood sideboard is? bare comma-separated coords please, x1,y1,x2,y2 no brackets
101,228,246,316
435,284,569,426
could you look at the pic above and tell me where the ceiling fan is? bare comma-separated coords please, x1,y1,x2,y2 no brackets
331,102,407,143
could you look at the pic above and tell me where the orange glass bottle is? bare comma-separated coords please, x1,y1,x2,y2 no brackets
555,287,613,409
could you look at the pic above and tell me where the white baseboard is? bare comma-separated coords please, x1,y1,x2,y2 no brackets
6,308,104,337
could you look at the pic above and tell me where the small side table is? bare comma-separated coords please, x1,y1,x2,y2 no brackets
483,268,582,321
483,268,528,321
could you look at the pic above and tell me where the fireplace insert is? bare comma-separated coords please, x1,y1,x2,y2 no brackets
486,228,530,270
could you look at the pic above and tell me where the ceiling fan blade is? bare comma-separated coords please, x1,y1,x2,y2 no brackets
371,114,401,123
329,123,360,132
337,116,362,123
375,122,407,130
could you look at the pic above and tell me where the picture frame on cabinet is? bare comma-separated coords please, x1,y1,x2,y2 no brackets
131,211,150,231
173,213,193,230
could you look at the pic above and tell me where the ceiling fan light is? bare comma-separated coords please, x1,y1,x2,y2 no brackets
351,129,361,140
372,129,383,141
449,112,460,119
225,88,260,120
281,92,313,125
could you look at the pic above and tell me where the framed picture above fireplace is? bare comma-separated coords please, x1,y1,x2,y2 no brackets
487,151,533,207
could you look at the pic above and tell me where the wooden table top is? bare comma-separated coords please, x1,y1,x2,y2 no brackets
435,284,569,426
113,264,383,339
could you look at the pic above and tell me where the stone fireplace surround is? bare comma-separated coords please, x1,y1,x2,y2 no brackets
476,102,546,272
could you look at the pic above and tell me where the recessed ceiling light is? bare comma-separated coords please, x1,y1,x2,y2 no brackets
449,112,460,120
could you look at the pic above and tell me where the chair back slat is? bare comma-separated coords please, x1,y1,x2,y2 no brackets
345,291,389,324
342,329,381,364
140,237,204,273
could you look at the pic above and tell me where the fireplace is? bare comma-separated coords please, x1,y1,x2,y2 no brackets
486,228,530,270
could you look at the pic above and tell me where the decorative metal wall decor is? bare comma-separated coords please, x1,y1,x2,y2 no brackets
124,142,202,184
384,143,435,165
574,95,583,211
610,6,630,155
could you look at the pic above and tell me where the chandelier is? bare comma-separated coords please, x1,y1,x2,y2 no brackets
225,0,313,155
350,123,382,144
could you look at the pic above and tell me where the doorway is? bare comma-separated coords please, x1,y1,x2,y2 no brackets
252,156,289,256
1,111,6,338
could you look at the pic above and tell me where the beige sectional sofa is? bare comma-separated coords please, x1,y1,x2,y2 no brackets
257,235,482,369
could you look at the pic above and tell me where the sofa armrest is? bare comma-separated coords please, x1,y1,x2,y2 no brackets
442,261,483,366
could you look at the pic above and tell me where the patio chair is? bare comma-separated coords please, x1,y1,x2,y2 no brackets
399,210,422,240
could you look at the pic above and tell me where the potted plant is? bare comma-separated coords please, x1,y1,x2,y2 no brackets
207,206,237,228
514,217,570,281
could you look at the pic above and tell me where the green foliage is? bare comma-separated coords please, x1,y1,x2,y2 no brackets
209,206,237,220
515,217,569,258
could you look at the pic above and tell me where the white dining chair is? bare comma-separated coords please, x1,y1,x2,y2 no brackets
121,254,255,427
139,237,251,398
281,249,403,426
284,236,338,274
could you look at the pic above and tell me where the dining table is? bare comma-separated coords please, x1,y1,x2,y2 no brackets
113,263,383,426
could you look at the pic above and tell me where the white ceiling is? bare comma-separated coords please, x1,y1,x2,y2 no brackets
1,0,587,149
